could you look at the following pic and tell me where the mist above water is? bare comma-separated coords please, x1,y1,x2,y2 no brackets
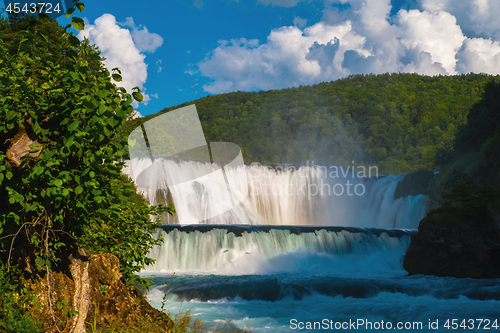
123,158,427,228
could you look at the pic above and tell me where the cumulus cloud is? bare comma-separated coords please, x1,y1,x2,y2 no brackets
78,14,162,105
197,22,367,93
121,17,163,53
193,0,500,94
419,0,500,41
396,9,465,74
456,38,500,74
130,110,142,119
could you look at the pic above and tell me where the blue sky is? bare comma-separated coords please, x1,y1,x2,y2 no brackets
57,0,500,116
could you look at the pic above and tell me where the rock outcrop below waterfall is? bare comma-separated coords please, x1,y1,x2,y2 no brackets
403,205,500,278
393,170,435,200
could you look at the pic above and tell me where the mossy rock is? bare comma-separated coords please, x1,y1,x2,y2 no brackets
19,250,173,333
403,205,500,278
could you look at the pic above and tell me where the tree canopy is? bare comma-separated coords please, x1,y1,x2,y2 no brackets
0,5,171,290
125,73,498,173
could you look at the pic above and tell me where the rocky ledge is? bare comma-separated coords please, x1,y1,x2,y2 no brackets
403,205,500,278
22,249,173,333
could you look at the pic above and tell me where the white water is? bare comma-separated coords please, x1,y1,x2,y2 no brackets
142,227,500,332
142,226,500,333
125,158,499,332
123,158,427,228
144,228,412,273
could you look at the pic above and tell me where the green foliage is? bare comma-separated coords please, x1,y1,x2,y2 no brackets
0,264,40,333
78,175,174,289
124,73,498,173
0,1,171,290
437,80,500,180
98,285,108,295
452,80,500,153
0,12,64,59
0,5,128,265
56,299,78,327
441,172,500,224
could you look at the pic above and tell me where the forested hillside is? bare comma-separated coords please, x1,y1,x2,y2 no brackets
403,80,500,278
123,73,499,173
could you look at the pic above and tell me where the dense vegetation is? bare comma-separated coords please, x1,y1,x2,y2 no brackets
404,80,500,278
437,80,500,181
124,73,498,173
0,7,170,286
0,6,173,332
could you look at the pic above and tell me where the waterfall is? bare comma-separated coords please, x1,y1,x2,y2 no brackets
123,158,428,229
143,226,414,273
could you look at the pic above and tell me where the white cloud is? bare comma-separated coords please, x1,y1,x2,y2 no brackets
78,14,161,105
456,38,500,74
130,110,142,119
396,9,465,74
194,0,500,93
198,22,367,93
156,59,162,73
192,0,203,8
121,17,163,53
341,0,402,74
419,0,500,41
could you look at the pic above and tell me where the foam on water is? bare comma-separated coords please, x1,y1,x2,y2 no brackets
143,227,412,274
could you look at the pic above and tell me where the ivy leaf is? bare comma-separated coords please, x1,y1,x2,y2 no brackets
35,258,45,267
38,13,51,24
112,73,122,82
97,90,109,98
76,2,85,12
55,179,63,187
6,111,17,120
75,186,83,195
65,7,76,18
68,36,81,47
68,120,79,132
132,91,143,102
72,17,85,31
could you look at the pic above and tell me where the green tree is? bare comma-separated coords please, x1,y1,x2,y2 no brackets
0,4,172,289
125,73,498,173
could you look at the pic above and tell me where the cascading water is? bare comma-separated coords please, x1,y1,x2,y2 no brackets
123,158,427,228
144,226,414,273
123,158,499,332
